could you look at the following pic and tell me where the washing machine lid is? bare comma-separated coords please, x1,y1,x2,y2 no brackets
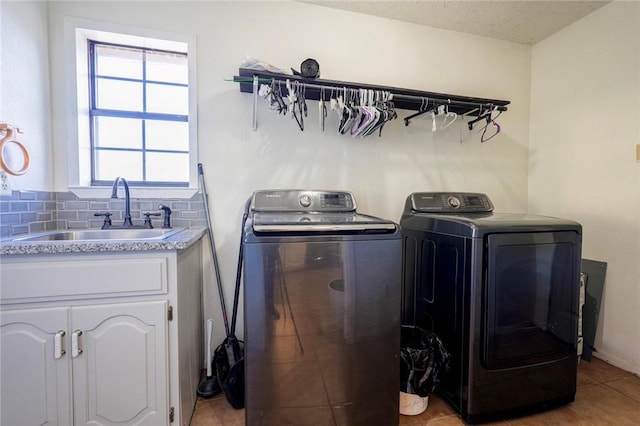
249,190,396,233
252,212,397,233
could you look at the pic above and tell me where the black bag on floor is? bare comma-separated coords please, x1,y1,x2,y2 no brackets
400,326,451,398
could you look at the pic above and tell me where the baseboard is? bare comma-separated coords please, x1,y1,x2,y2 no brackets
592,350,640,375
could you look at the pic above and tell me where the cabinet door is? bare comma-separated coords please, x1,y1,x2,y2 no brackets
1,307,72,426
71,301,169,426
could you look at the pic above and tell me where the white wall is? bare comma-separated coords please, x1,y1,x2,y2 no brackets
9,1,637,375
0,0,53,191
529,1,640,374
46,1,531,342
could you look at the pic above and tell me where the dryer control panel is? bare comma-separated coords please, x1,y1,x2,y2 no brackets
410,192,494,213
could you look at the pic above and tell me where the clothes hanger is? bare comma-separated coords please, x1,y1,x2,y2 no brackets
364,91,396,137
362,90,388,137
480,109,502,142
292,81,305,131
285,79,297,116
353,89,370,137
441,103,458,130
300,83,307,118
431,106,440,132
467,105,492,131
360,91,384,137
330,87,339,113
352,89,379,137
319,87,327,132
276,81,287,114
338,87,354,134
404,97,432,126
459,106,482,144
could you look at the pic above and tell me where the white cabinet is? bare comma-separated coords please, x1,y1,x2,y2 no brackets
0,241,202,426
1,307,71,426
72,301,168,425
1,302,167,426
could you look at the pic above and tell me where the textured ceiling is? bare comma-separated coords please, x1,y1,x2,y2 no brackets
302,1,611,44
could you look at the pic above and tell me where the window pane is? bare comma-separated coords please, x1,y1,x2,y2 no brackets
145,120,188,151
94,150,143,181
96,78,142,111
94,117,142,149
88,39,191,187
146,51,187,84
146,152,189,182
95,45,142,79
146,83,188,115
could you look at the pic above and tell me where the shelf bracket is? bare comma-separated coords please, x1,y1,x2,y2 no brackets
252,76,258,131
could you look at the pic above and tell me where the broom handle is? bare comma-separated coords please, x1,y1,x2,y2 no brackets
198,163,231,337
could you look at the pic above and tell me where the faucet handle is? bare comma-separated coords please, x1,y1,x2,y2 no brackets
94,212,112,229
143,212,161,229
158,204,172,229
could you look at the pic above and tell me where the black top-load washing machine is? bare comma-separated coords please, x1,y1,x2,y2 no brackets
400,192,582,424
243,190,402,425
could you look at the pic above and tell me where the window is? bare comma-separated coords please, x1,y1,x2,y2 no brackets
89,41,189,186
66,19,197,198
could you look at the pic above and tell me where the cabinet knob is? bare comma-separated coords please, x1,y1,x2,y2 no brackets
71,330,83,358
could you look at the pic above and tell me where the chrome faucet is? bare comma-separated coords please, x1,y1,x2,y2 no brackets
111,177,133,227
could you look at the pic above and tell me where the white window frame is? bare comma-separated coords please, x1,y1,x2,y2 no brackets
64,17,198,198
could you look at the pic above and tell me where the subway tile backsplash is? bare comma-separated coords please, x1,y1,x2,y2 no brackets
0,190,207,239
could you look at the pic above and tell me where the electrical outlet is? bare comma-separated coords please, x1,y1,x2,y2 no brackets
0,170,12,196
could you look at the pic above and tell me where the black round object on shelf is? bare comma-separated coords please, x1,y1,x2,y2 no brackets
292,58,320,79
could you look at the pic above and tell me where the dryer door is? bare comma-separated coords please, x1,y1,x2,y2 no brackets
482,231,580,370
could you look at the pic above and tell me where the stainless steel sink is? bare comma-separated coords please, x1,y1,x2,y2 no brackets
10,228,183,242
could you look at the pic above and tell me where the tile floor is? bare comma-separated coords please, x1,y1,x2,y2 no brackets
190,357,640,426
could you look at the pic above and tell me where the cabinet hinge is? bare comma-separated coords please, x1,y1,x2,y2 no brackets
169,406,175,423
168,305,173,321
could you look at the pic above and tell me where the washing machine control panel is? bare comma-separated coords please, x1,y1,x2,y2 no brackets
410,192,494,213
251,190,356,212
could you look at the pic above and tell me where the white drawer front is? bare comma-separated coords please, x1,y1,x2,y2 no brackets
1,257,168,303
